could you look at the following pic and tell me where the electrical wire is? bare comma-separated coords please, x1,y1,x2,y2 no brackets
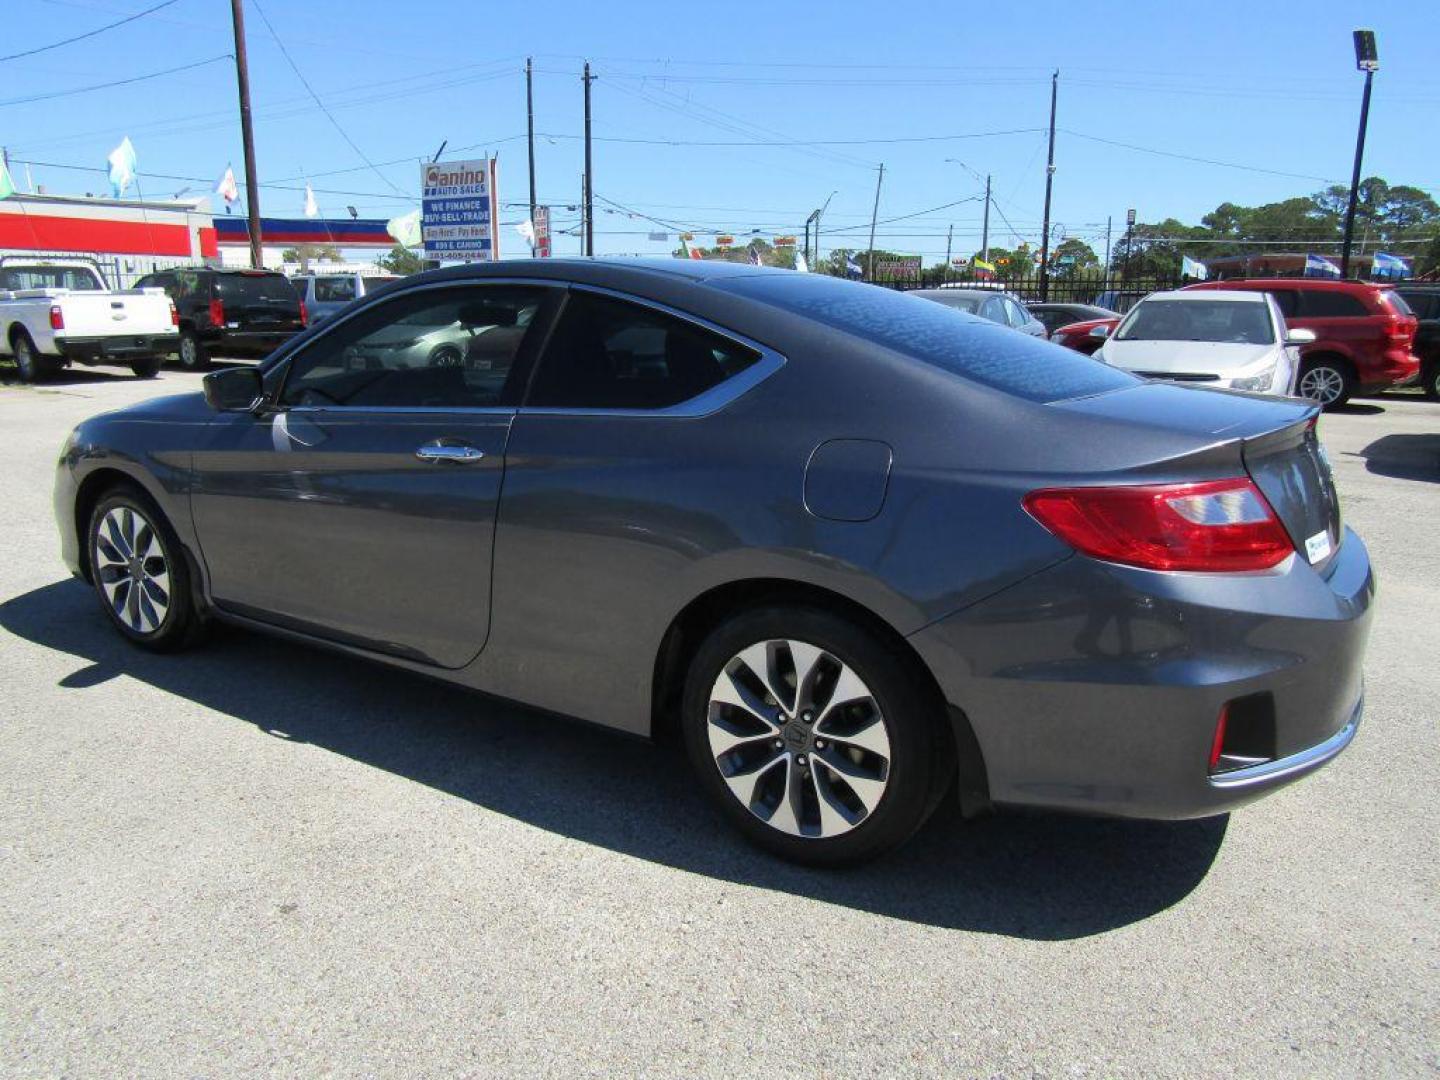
0,53,231,107
1061,129,1342,184
0,0,179,63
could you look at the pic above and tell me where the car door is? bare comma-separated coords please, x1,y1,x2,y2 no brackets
478,286,775,731
189,282,557,668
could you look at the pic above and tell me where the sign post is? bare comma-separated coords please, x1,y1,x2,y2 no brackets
420,157,500,262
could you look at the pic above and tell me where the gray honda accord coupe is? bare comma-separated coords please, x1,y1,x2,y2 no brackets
53,259,1373,865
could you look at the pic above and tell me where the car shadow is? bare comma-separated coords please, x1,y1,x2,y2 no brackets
1328,401,1385,416
1355,433,1440,483
0,579,1228,940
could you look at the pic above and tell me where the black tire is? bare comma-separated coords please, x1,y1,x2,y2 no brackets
1422,360,1440,402
1297,357,1354,410
130,355,162,379
11,330,57,384
87,485,204,652
176,329,210,372
681,606,952,866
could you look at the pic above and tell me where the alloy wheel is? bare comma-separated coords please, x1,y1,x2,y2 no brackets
707,638,891,839
179,334,198,368
1298,365,1345,406
94,506,170,634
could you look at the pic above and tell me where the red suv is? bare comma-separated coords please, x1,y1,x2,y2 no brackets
1184,278,1419,407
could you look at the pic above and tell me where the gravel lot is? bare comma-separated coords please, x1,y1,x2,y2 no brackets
1,362,1436,1078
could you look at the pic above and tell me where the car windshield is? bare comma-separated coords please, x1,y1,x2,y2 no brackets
0,266,103,291
216,273,300,304
1116,299,1274,344
920,293,981,313
719,273,1136,403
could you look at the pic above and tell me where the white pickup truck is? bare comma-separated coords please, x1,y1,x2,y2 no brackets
0,260,180,383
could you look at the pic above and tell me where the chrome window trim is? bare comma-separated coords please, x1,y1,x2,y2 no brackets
517,282,787,419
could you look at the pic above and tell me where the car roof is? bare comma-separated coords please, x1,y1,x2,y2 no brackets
1140,289,1267,303
1192,277,1379,293
911,288,1014,300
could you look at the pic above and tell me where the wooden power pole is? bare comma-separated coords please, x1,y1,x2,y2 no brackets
229,0,263,269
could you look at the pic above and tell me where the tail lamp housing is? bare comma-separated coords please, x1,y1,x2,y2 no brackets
208,298,225,327
49,305,65,330
1024,478,1294,572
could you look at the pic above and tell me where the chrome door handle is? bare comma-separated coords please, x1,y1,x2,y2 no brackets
415,442,485,463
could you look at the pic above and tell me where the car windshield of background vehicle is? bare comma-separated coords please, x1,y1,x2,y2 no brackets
720,273,1136,403
0,267,102,291
1116,300,1275,344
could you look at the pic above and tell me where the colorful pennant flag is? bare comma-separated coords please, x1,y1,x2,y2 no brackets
214,166,239,207
0,159,15,200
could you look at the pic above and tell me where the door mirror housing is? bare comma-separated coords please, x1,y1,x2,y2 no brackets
203,366,264,412
1285,328,1317,345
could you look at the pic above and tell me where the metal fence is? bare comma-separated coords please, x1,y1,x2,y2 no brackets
871,270,1186,308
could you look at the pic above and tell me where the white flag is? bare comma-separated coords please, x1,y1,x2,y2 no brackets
515,218,536,245
215,166,239,205
107,137,137,197
793,251,808,273
303,183,319,218
386,209,422,247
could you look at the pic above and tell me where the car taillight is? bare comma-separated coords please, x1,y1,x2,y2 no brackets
169,300,180,327
1383,320,1413,343
208,298,225,327
49,305,64,330
1023,477,1294,572
298,298,308,327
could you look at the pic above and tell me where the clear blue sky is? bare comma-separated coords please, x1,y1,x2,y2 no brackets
4,0,1439,261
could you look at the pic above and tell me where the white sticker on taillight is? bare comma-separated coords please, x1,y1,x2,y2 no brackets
1305,530,1332,564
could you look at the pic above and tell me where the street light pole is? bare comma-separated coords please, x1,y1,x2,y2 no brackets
1340,29,1379,280
1038,69,1058,302
582,62,594,257
526,57,537,257
812,190,837,272
866,164,884,282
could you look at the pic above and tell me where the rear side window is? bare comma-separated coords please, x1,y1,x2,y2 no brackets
526,290,761,410
719,273,1136,403
0,266,102,290
1266,289,1299,318
314,276,357,302
1383,291,1417,317
1296,290,1369,318
216,273,300,306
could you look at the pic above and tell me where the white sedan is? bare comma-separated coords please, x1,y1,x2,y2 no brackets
1094,289,1314,396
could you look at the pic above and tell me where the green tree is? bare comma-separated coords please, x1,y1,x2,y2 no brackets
281,243,341,270
376,244,424,275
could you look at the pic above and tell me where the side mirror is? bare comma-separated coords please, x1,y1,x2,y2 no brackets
203,366,264,412
1088,324,1111,339
1285,328,1317,345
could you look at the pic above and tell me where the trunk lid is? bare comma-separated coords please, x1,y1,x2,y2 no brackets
52,290,175,337
1243,416,1341,569
215,273,304,331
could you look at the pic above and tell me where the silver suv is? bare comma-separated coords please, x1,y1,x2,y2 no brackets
292,272,401,324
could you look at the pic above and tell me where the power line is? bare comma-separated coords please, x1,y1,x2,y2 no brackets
1061,128,1342,184
0,0,179,63
0,53,231,107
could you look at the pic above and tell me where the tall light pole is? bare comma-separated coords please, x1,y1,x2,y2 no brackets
526,58,537,257
1038,69,1059,301
582,62,594,257
1340,29,1378,280
810,190,837,272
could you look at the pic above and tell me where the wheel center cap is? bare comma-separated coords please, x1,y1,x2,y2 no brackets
782,723,811,751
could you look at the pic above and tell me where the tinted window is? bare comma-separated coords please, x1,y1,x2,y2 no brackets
1117,299,1274,344
979,296,1007,325
1267,289,1300,318
1296,290,1368,318
281,286,546,409
175,269,206,299
216,273,301,306
1383,291,1417,318
719,273,1136,403
1002,298,1030,329
0,266,103,291
314,276,357,302
526,290,760,410
917,292,981,314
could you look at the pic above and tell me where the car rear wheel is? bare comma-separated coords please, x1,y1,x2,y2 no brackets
1297,358,1353,409
88,487,203,651
12,331,57,384
130,356,162,379
177,330,210,372
682,607,951,866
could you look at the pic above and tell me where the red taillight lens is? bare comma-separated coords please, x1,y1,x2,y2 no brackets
298,298,308,327
1023,478,1294,572
1209,705,1229,771
1383,320,1413,343
208,298,225,327
169,300,180,327
49,304,64,330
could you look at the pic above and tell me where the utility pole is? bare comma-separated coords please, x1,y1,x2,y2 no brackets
1123,208,1135,288
582,62,594,257
229,0,263,269
1340,30,1378,279
944,223,953,277
812,190,837,273
981,174,991,264
866,163,884,282
526,57,537,257
1103,215,1113,291
1038,69,1058,301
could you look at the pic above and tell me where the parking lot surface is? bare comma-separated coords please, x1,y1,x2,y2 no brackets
2,365,1437,1077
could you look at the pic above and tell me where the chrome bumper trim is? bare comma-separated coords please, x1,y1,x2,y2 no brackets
1208,695,1362,789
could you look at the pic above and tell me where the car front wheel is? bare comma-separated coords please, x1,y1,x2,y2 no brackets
1423,360,1439,402
88,487,203,651
682,607,951,866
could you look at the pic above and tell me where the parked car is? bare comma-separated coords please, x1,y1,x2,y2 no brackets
54,260,1372,866
911,288,1047,337
133,267,307,371
291,272,401,325
1049,316,1119,355
1028,302,1119,337
1185,278,1419,407
1093,289,1151,315
1390,284,1440,400
1094,290,1310,396
0,259,178,382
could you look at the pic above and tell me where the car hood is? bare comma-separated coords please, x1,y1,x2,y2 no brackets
1099,339,1277,374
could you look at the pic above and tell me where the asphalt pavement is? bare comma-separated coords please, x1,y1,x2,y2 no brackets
1,362,1436,1077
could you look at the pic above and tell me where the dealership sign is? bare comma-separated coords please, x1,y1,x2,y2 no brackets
420,157,499,261
534,205,551,258
873,255,922,279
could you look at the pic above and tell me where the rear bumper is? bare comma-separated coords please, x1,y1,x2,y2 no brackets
909,526,1374,820
56,334,179,362
200,329,298,356
1359,349,1420,390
